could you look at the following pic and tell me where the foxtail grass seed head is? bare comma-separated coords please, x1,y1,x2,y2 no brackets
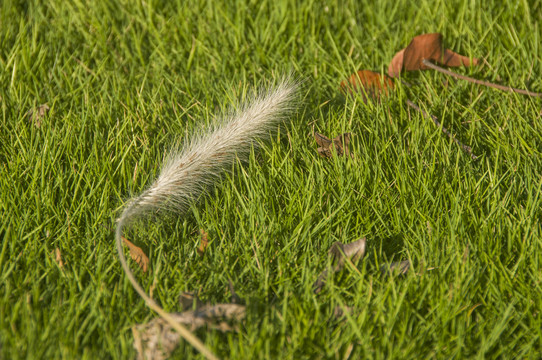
115,77,299,359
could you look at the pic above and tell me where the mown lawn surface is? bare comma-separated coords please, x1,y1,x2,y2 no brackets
1,0,541,358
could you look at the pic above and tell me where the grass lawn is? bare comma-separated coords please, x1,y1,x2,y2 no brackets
1,0,541,358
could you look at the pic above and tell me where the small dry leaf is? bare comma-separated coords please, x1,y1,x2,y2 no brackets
388,33,479,77
196,229,209,256
133,304,246,360
26,104,50,128
314,132,352,158
122,236,149,273
388,49,406,78
340,70,395,102
54,248,64,268
314,238,367,294
133,318,180,360
329,238,367,266
314,132,333,157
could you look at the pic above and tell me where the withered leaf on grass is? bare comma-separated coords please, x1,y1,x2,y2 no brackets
340,70,395,102
314,132,353,158
133,303,246,360
313,238,367,294
133,317,180,360
329,239,367,266
388,33,479,77
196,229,209,256
122,236,149,273
26,104,50,128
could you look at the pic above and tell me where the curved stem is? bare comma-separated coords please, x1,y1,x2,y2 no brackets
116,203,219,360
421,59,542,98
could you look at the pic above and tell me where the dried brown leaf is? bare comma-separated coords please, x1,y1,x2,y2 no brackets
314,132,333,157
314,132,352,158
329,238,367,266
133,318,181,360
388,33,478,77
340,70,395,102
122,236,149,273
388,49,406,78
196,229,209,256
403,33,444,71
133,304,246,360
26,104,50,128
191,303,246,327
314,238,367,294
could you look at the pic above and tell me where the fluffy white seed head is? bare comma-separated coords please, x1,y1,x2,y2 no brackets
122,77,298,220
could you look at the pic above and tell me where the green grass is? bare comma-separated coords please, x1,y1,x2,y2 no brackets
1,0,542,358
